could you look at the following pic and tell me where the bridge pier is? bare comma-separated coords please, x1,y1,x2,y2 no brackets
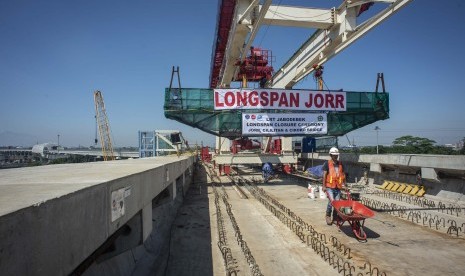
142,203,152,242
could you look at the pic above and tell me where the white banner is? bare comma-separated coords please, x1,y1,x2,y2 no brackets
111,188,125,222
214,89,346,111
242,113,327,136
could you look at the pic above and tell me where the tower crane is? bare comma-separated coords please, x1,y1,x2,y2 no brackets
93,90,115,161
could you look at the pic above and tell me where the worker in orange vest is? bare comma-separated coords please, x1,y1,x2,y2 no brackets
322,147,346,225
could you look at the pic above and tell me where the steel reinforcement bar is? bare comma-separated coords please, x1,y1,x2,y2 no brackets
205,163,263,276
233,175,387,276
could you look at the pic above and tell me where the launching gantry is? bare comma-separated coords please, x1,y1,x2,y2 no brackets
210,0,412,89
166,0,411,174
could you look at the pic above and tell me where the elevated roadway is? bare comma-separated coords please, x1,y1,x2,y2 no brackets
1,153,464,275
145,165,465,276
0,148,139,158
0,155,194,275
60,149,139,158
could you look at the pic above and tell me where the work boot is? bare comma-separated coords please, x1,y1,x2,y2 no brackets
325,213,332,225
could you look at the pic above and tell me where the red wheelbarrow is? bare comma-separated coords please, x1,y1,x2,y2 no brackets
327,191,375,240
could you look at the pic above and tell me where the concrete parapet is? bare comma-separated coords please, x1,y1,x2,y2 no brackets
421,167,438,181
301,152,465,202
370,163,382,173
0,155,194,275
302,152,465,179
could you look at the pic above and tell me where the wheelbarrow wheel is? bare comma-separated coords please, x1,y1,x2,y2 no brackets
352,221,367,240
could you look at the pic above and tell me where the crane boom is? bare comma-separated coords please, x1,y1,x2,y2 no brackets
93,90,115,161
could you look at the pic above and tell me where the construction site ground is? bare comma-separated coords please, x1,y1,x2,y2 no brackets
157,165,465,276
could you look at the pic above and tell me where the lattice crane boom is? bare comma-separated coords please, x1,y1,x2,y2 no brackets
94,90,115,161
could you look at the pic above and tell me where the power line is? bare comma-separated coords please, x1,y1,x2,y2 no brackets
257,0,284,48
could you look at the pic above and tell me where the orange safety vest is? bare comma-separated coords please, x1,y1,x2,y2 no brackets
325,160,345,189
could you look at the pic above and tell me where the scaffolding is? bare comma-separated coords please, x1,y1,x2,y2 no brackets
139,130,186,157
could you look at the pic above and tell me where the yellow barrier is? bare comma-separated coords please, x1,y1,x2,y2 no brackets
396,183,406,193
385,182,395,191
409,185,420,196
378,181,389,189
415,186,426,197
403,185,413,194
390,182,400,192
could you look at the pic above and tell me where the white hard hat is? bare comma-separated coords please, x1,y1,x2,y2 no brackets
329,147,339,155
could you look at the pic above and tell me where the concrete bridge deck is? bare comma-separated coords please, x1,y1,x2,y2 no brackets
0,156,194,275
1,153,464,275
135,167,465,276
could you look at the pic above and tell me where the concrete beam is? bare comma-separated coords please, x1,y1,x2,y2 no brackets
142,203,152,242
370,163,382,173
216,136,231,155
302,153,465,173
171,181,177,199
0,156,194,275
421,167,439,181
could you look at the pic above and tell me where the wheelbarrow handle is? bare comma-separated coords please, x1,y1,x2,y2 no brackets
344,187,352,200
325,187,352,202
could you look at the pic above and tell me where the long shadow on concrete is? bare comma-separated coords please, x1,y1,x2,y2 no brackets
160,164,213,276
338,225,381,240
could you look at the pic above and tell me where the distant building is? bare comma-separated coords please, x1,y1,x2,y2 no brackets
342,144,358,150
456,140,464,150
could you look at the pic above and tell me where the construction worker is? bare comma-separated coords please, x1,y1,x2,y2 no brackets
321,147,346,225
262,162,273,183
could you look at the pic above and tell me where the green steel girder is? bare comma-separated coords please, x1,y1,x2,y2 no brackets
164,88,389,139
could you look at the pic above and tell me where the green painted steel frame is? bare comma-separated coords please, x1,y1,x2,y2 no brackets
164,88,389,139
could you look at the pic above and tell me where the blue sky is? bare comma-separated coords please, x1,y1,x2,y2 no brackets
1,0,464,148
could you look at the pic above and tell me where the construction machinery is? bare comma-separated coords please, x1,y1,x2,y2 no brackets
313,64,324,90
164,0,411,174
230,137,261,154
234,46,273,88
138,130,188,157
93,90,115,161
